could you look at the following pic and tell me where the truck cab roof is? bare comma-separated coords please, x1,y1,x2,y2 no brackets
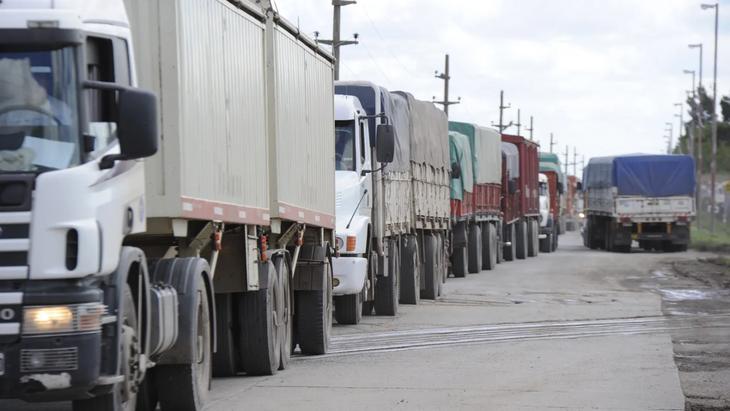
334,94,364,122
0,0,129,30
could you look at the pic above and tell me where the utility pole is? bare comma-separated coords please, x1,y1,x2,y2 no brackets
317,0,358,81
525,116,534,140
573,147,578,176
492,90,513,132
582,155,585,176
549,133,557,153
706,3,719,232
675,103,684,154
665,122,674,154
564,145,570,175
516,109,522,136
433,54,460,116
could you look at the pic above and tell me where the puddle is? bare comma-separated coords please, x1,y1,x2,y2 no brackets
661,289,730,301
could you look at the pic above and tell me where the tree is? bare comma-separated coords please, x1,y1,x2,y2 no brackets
721,95,730,123
685,86,714,128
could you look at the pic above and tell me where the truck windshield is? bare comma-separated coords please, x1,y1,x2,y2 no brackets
335,120,356,171
0,47,80,172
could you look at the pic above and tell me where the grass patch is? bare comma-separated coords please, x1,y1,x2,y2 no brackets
691,227,730,253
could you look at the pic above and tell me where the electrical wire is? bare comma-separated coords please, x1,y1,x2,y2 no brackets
359,40,395,89
360,4,425,79
341,60,359,80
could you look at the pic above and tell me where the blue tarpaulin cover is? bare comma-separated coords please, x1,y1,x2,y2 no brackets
583,154,695,197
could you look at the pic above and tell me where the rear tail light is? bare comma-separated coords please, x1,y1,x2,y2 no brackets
620,217,632,223
677,215,688,221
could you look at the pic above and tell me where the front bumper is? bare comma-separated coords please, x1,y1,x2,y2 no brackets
332,256,367,296
0,332,101,402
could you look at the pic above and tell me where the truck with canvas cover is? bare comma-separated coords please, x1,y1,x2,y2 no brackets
501,142,520,262
332,83,449,322
539,152,565,252
583,154,696,253
0,1,336,409
501,135,540,261
449,130,474,277
566,175,583,231
448,122,502,273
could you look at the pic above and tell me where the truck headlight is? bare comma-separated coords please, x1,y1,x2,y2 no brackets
335,237,344,251
23,304,104,335
579,212,585,219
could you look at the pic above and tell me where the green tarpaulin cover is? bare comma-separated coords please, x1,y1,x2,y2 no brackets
449,131,474,200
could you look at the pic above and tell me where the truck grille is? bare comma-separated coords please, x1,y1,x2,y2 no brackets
21,348,78,372
0,175,33,280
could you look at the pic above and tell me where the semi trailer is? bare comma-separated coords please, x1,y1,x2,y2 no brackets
539,152,565,252
0,1,335,410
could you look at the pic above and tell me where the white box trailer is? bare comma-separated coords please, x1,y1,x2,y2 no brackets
126,0,336,379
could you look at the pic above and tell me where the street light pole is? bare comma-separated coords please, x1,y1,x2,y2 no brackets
689,43,704,230
701,3,719,232
683,70,695,157
666,123,674,154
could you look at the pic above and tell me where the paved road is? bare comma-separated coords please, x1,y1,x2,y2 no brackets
4,232,708,410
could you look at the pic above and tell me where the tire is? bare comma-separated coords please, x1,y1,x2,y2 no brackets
527,220,538,257
496,225,504,264
212,293,240,377
540,233,551,253
661,241,675,252
516,220,527,260
421,235,439,300
551,227,558,252
452,246,468,277
399,237,420,305
676,244,689,252
73,284,139,411
482,223,497,271
468,224,482,273
435,233,445,296
334,292,362,325
375,240,399,316
504,224,516,262
362,252,377,316
238,263,280,375
157,278,211,411
296,260,332,355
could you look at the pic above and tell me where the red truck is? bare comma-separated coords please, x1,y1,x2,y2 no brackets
501,134,541,261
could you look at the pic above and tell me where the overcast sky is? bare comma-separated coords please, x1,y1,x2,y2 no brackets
273,0,730,175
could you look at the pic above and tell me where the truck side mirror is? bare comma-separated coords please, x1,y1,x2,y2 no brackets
558,182,564,195
576,182,582,191
375,124,395,163
451,162,461,179
508,180,516,195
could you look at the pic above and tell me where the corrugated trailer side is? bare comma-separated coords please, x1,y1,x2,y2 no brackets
395,92,450,230
273,25,336,228
128,0,271,225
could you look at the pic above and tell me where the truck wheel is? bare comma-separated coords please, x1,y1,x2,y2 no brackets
516,220,527,260
421,235,439,299
496,225,504,264
212,293,240,377
157,278,211,411
334,292,362,324
362,252,377,316
526,220,537,257
296,260,333,355
399,237,420,305
504,224,516,261
274,256,292,370
451,246,468,278
539,233,551,253
482,223,497,270
237,263,280,374
551,226,558,252
468,224,482,273
436,233,445,295
72,284,139,411
375,239,399,316
676,244,689,252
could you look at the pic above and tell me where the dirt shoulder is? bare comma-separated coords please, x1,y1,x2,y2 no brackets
666,258,730,411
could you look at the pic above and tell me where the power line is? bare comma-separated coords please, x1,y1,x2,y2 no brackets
360,4,424,79
340,60,359,80
359,40,394,88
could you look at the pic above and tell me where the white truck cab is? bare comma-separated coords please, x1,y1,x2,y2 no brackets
332,95,373,324
538,173,554,252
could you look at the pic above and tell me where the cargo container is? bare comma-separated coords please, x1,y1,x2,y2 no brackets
332,83,451,323
583,154,696,252
501,135,540,260
0,1,336,409
448,122,502,274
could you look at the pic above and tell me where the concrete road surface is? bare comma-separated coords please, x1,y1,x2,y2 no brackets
3,232,711,411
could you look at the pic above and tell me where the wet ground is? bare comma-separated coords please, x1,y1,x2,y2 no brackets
659,259,730,410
